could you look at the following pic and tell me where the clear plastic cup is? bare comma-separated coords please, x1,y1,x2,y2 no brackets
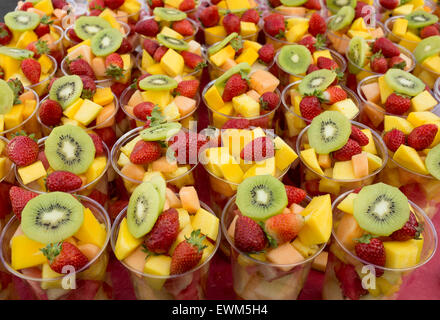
412,61,440,89
384,16,421,52
375,0,436,23
434,77,440,101
110,202,220,300
322,190,437,300
136,16,199,44
0,195,111,300
221,195,326,300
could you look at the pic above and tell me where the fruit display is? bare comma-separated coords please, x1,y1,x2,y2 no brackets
85,0,144,23
112,180,220,299
145,0,200,16
323,183,437,300
412,35,440,88
15,0,73,28
222,175,331,299
376,0,436,23
266,0,323,17
0,192,110,300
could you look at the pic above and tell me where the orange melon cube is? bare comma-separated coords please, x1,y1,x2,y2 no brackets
124,105,134,117
19,91,35,102
151,156,178,173
249,70,280,95
335,213,364,250
173,95,196,117
246,89,260,102
290,203,304,215
165,188,181,208
312,251,328,272
68,45,92,65
221,58,237,70
127,90,143,107
179,186,200,214
363,102,385,128
318,154,332,169
77,243,100,261
352,152,369,178
123,246,148,274
91,57,106,78
361,82,380,104
266,243,304,271
121,163,145,181
96,102,115,127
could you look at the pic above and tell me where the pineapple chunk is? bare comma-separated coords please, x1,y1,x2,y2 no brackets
393,144,429,175
232,94,260,117
240,21,257,37
74,208,107,248
329,99,359,119
243,157,276,179
191,208,219,241
85,157,107,184
274,137,298,171
384,115,414,135
337,192,357,214
383,238,423,268
300,148,324,175
11,234,46,270
73,99,103,126
141,90,172,108
160,49,184,77
410,90,438,112
143,255,171,290
41,263,63,289
114,218,143,260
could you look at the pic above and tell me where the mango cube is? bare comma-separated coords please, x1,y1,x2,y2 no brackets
191,208,219,241
85,157,107,184
393,144,429,175
329,99,359,119
93,87,114,106
160,49,184,77
204,85,224,111
73,99,103,126
160,26,183,39
74,208,107,248
383,239,423,268
274,137,298,171
384,115,414,134
141,90,172,108
240,21,257,37
332,161,356,180
11,234,46,270
210,45,235,67
232,93,260,117
411,90,438,112
143,255,171,290
114,218,143,260
235,48,259,66
300,148,324,175
421,55,440,73
18,160,47,185
392,18,408,37
337,192,357,214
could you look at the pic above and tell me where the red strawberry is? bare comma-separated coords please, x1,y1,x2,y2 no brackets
222,74,248,102
26,40,50,59
20,2,34,11
420,25,440,38
145,208,180,253
264,13,285,38
370,52,388,73
372,37,400,58
181,51,205,70
104,0,124,10
221,118,250,129
285,185,307,206
241,9,259,24
89,9,103,16
407,124,438,150
39,99,62,126
148,0,164,9
169,131,208,164
21,58,41,84
0,23,12,46
317,56,338,70
240,136,274,161
153,46,168,62
130,140,162,164
108,199,128,221
34,23,51,38
260,91,279,112
67,28,83,43
80,75,97,99
322,86,347,104
199,6,220,28
268,0,282,7
95,127,117,148
384,93,410,115
46,171,83,192
308,12,326,36
383,129,406,152
398,183,427,212
41,242,89,273
89,0,104,10
9,186,38,219
89,133,105,156
391,211,422,241
258,43,275,64
170,229,207,274
350,125,369,146
69,58,95,79
264,212,304,245
299,35,317,54
354,236,386,276
7,135,39,166
134,74,150,90
105,53,124,80
346,72,358,92
307,64,320,74
334,262,368,300
388,55,406,69
175,79,199,98
355,1,369,19
223,13,240,34
117,38,133,54
143,38,160,57
333,139,362,161
135,18,159,37
52,0,67,9
379,0,399,10
133,102,155,120
0,182,13,219
172,19,194,36
304,0,321,10
299,95,322,120
234,215,267,252
179,0,195,11
110,82,129,98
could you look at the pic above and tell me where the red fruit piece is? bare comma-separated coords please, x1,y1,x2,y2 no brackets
354,235,386,277
105,53,124,80
170,229,206,275
332,138,362,161
199,6,220,28
0,182,13,219
148,0,164,9
299,35,317,54
179,0,195,11
264,13,285,38
67,28,83,43
388,55,406,69
89,9,103,16
407,124,438,151
346,72,358,92
133,101,155,120
53,0,67,9
308,12,326,37
95,127,117,148
168,131,208,164
80,75,97,99
21,58,41,84
264,212,304,245
383,129,406,152
322,86,347,104
175,79,199,98
142,38,160,57
307,64,320,74
350,125,369,146
392,210,423,241
355,1,369,19
135,18,159,37
222,74,248,102
384,93,411,115
129,140,162,164
145,208,180,253
420,25,440,38
223,13,240,34
0,23,12,45
9,186,38,219
108,199,128,221
241,9,259,24
69,58,95,79
46,171,83,192
153,46,168,62
234,215,267,252
379,0,399,10
34,20,51,38
370,52,388,73
38,151,50,169
172,19,194,36
285,185,307,206
240,136,274,162
39,99,62,126
89,0,104,10
20,2,34,11
7,135,39,166
104,0,124,10
221,118,250,129
317,56,338,70
258,43,275,64
299,95,322,121
181,51,205,70
260,91,279,112
41,242,89,273
372,37,400,58
304,0,321,9
117,38,133,55
268,0,282,7
89,133,105,156
334,262,368,300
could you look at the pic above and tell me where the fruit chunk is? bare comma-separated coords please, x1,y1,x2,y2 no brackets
179,186,200,214
393,144,429,175
249,70,279,95
335,213,364,250
18,160,47,185
352,152,369,178
383,238,423,268
337,192,357,214
11,234,46,270
114,217,143,260
301,148,324,175
332,161,356,180
266,243,304,271
384,116,414,135
361,129,377,155
204,85,224,111
143,255,172,290
74,208,107,248
232,94,260,117
329,99,359,120
191,208,219,241
410,90,438,112
274,137,298,171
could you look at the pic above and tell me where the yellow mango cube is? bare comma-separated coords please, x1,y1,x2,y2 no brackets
392,18,408,37
384,115,414,134
74,208,107,248
114,218,143,260
160,49,184,77
191,208,219,241
142,90,172,108
329,99,359,119
235,48,259,66
204,85,224,111
300,148,324,175
274,136,298,171
210,45,235,67
240,21,257,37
411,90,438,112
332,161,356,180
18,161,47,185
378,76,394,104
38,55,53,74
85,157,107,184
421,55,440,73
64,98,84,119
99,8,121,29
383,239,423,268
226,0,250,10
11,234,47,270
34,0,54,15
393,144,429,175
4,104,24,130
73,99,103,126
232,93,260,117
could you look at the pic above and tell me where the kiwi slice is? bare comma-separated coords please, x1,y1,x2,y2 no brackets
208,32,238,56
280,0,308,6
307,111,351,154
127,182,161,238
277,44,312,75
298,69,337,96
425,144,440,179
21,192,84,244
157,34,189,51
140,123,182,141
138,75,178,91
143,173,166,213
49,75,83,110
327,0,357,14
329,6,355,31
74,16,111,41
4,11,40,32
405,11,438,29
153,7,187,21
236,175,288,221
214,62,251,90
0,47,34,59
347,36,368,73
353,183,410,236
0,80,15,115
45,125,96,175
91,28,123,57
384,69,425,96
413,35,440,63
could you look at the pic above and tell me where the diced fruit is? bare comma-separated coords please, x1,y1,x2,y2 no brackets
352,152,369,178
266,243,304,271
179,186,200,214
274,137,298,171
232,94,260,117
301,148,324,175
336,213,364,250
410,90,438,112
393,144,429,175
74,208,107,248
337,193,357,214
11,234,46,270
361,129,377,154
114,218,143,260
249,70,279,95
18,161,47,185
383,238,423,268
329,99,359,119
384,116,414,135
333,161,356,180
191,207,219,241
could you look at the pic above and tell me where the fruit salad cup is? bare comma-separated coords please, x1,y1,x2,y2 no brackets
322,184,437,300
266,0,325,17
296,111,388,198
13,124,110,199
221,175,331,300
375,0,436,23
145,0,202,18
0,193,111,300
15,0,74,29
357,70,440,131
86,0,144,24
412,35,440,88
203,65,281,129
111,182,220,300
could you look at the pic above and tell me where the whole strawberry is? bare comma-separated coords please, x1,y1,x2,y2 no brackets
46,171,83,192
20,2,34,11
370,52,388,73
172,20,194,37
379,0,399,10
129,140,161,164
372,37,400,58
175,79,199,98
420,25,440,38
350,125,369,146
41,242,89,273
89,133,105,156
117,38,133,55
67,28,83,43
148,0,164,9
199,6,220,28
317,56,338,70
80,75,97,99
354,235,386,277
39,99,63,126
104,0,124,10
322,86,347,104
69,58,95,79
0,23,12,45
264,13,285,38
308,12,326,36
153,46,168,62
299,35,324,54
390,212,423,241
241,9,259,24
258,43,275,64
222,74,248,102
285,185,307,206
170,229,207,274
143,38,159,56
260,91,279,112
332,138,362,161
133,102,155,120
21,58,41,84
268,0,282,7
385,93,410,115
179,0,195,11
89,0,104,11
240,136,274,162
145,208,180,253
95,127,117,148
105,53,124,80
181,51,206,70
26,40,50,59
234,215,267,252
307,64,320,74
388,56,406,69
383,129,406,152
264,212,304,246
223,13,240,34
407,124,438,150
304,0,321,9
334,262,368,300
7,134,39,166
221,118,250,129
299,95,322,120
34,16,52,38
9,186,38,219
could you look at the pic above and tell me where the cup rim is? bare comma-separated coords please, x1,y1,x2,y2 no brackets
63,20,131,45
434,77,440,101
146,0,202,14
0,136,14,184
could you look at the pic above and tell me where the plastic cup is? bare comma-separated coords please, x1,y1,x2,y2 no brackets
0,136,14,185
434,77,440,101
375,0,436,23
322,190,437,300
136,16,199,44
0,195,111,300
412,62,440,89
384,16,421,52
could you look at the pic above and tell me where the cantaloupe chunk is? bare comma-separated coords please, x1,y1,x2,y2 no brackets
335,213,364,250
220,58,237,70
123,246,148,273
266,243,304,271
68,45,92,65
173,95,196,117
77,243,100,261
151,156,178,173
127,90,144,108
96,102,115,127
91,57,106,78
312,251,328,272
179,186,200,213
361,82,380,104
121,163,145,181
363,102,385,128
352,152,369,178
166,188,181,208
227,215,239,239
246,90,260,102
19,91,35,102
249,70,280,95
290,203,304,215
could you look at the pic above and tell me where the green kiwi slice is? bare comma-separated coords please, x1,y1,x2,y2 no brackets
384,69,425,96
425,144,440,179
143,173,166,213
74,16,111,41
0,79,15,115
329,6,355,31
298,69,337,96
413,35,440,63
4,11,40,31
0,47,34,59
405,11,438,29
327,0,357,14
214,62,251,90
277,44,312,75
353,183,410,236
236,175,288,221
138,75,178,91
307,111,351,154
208,32,238,56
45,124,96,175
91,28,123,57
127,182,161,238
140,122,182,141
21,192,84,244
49,75,83,110
280,0,308,6
157,34,189,51
153,7,187,21
347,36,368,74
